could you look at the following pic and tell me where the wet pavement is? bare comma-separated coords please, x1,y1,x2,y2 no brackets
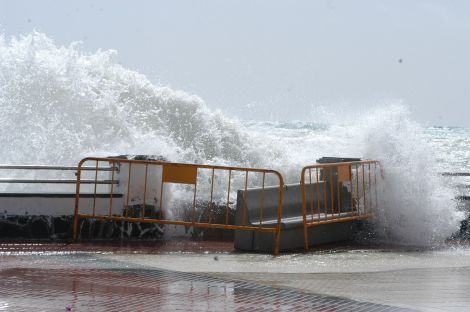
0,242,469,311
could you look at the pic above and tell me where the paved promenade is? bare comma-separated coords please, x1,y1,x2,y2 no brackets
0,242,469,311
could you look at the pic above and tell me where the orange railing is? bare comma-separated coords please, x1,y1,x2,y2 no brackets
72,157,284,255
300,160,380,250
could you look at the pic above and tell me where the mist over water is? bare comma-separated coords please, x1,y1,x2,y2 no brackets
0,32,465,246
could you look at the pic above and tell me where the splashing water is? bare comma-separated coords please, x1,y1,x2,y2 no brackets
0,32,464,245
0,31,264,166
358,106,464,245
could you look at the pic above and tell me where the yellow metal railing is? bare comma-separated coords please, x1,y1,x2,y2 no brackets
72,157,284,255
300,160,379,251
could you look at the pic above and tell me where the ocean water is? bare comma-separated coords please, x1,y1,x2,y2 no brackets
0,32,468,246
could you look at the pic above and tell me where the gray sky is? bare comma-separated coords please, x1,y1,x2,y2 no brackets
1,0,469,127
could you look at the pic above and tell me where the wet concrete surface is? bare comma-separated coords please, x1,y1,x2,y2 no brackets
0,242,469,311
209,268,470,312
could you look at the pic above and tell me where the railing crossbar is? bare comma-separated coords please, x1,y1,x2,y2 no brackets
441,172,470,177
0,179,118,184
0,165,116,171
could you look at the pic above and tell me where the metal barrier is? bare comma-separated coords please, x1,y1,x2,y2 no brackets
300,160,380,250
72,157,285,255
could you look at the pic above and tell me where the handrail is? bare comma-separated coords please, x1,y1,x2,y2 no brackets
0,165,117,171
0,179,118,184
441,172,470,177
0,164,119,188
439,173,470,198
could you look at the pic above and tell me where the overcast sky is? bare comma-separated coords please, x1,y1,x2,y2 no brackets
1,0,469,127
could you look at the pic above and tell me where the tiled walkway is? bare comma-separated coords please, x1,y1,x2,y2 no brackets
0,260,410,312
0,243,415,312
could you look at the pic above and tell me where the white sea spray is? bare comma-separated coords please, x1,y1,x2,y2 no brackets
0,32,464,245
358,105,464,245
